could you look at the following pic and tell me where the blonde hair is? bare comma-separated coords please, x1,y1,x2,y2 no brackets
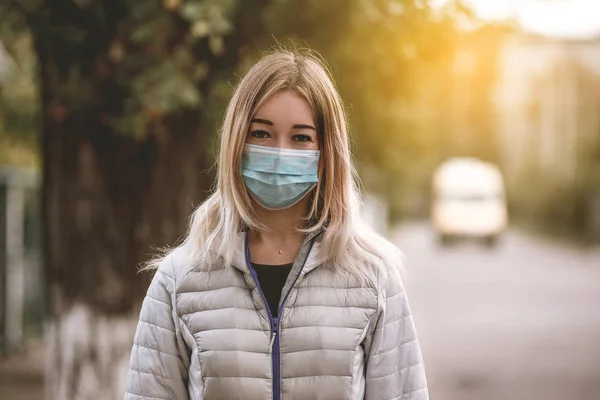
147,48,403,280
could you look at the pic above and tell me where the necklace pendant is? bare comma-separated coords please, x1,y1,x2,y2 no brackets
278,249,283,255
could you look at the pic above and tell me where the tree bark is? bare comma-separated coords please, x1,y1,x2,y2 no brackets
40,90,212,398
24,0,270,396
34,9,214,400
40,110,211,399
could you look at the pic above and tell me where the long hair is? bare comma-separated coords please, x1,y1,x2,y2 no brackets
146,48,403,280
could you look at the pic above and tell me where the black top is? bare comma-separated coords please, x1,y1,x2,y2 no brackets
252,263,293,318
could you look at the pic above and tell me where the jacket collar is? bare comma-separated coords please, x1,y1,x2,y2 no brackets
231,229,324,274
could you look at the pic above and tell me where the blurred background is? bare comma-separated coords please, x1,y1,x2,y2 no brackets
1,0,600,399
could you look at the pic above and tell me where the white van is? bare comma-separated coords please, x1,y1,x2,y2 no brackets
431,158,508,247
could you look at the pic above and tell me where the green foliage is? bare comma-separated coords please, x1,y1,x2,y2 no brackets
4,0,596,236
0,0,248,139
1,0,475,215
263,0,471,215
112,0,242,137
0,30,39,167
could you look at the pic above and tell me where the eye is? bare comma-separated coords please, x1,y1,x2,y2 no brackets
249,130,271,139
292,134,313,142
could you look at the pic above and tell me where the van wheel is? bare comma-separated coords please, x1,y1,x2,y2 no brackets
483,235,498,248
438,234,453,247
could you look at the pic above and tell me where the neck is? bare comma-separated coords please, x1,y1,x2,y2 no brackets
250,197,310,242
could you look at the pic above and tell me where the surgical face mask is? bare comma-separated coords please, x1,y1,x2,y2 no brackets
241,144,320,210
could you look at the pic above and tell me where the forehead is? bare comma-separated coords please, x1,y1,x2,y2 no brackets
254,90,315,124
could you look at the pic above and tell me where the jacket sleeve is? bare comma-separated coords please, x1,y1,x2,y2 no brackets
124,256,190,400
364,266,429,400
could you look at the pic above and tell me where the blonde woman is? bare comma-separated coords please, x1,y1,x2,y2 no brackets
124,49,428,400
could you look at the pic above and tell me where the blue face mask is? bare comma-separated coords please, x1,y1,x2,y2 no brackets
241,144,320,210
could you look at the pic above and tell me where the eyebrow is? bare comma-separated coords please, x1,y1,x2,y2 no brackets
251,118,317,132
250,118,273,126
292,124,317,131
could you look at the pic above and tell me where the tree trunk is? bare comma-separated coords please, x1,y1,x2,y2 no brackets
41,116,210,399
35,24,213,400
24,0,270,396
41,101,212,399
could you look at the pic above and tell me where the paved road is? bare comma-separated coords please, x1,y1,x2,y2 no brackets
0,340,44,400
393,222,600,400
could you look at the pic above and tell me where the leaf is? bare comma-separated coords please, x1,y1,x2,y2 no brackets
110,111,148,139
180,1,207,22
48,26,88,45
73,0,92,8
193,62,209,82
0,43,16,84
163,0,182,11
191,20,211,38
208,35,224,56
130,23,155,44
127,0,160,20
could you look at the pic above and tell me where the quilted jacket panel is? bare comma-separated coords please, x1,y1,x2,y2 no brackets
124,232,428,399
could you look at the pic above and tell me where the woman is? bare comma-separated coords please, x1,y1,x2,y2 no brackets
124,49,428,400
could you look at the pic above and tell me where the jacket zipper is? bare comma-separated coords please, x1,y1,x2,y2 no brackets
245,234,317,400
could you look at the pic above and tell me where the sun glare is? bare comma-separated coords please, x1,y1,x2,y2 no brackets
464,0,519,21
435,0,600,39
519,0,600,39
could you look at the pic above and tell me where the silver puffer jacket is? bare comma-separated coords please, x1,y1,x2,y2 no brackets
124,231,428,400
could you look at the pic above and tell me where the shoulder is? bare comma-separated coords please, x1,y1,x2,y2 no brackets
345,221,406,293
355,230,406,293
155,245,199,289
379,260,405,299
371,243,407,304
348,250,405,301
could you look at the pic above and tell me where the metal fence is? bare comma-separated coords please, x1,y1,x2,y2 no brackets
0,166,43,356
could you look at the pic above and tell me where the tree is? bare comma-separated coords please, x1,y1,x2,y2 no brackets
266,0,472,218
4,0,267,398
0,29,39,167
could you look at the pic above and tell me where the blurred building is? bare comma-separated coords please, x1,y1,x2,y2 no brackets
494,33,600,235
445,26,508,162
0,166,43,356
495,33,600,180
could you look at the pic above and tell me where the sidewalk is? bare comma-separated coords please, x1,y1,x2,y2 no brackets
0,341,45,400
